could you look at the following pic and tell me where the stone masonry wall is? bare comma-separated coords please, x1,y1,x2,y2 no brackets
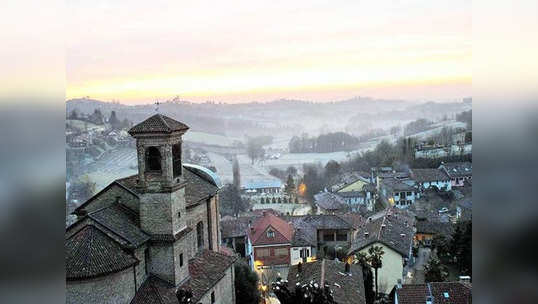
66,267,136,304
186,202,210,256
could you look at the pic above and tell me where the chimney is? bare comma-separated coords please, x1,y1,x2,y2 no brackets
426,296,433,304
344,262,350,273
364,232,369,238
262,211,266,216
297,262,302,273
397,279,402,289
381,224,386,229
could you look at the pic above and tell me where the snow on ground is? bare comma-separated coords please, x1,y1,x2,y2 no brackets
85,148,137,190
183,131,241,147
409,120,467,141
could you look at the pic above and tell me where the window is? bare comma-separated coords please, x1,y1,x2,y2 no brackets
179,253,184,267
266,229,275,238
144,248,150,275
211,291,215,304
323,231,335,241
400,192,406,198
177,211,181,218
172,143,182,177
145,146,162,172
196,221,204,249
257,248,270,257
406,192,412,196
336,231,347,241
407,200,412,205
275,248,288,256
300,248,310,258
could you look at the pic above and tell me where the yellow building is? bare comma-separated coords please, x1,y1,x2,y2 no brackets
348,208,415,294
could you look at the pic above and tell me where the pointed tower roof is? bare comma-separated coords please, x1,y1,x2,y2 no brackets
128,114,189,135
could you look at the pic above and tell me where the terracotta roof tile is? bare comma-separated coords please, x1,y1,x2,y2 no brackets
314,192,347,211
287,260,366,304
396,282,472,304
128,114,189,135
248,213,293,246
410,169,450,183
349,207,415,257
88,204,150,248
181,250,236,303
66,225,137,280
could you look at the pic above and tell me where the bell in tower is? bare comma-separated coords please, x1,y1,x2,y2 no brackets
128,114,189,192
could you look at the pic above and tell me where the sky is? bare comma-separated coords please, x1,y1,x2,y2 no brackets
64,0,472,104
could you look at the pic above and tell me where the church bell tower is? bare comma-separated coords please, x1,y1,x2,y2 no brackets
128,114,191,285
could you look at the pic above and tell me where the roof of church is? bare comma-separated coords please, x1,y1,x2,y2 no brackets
128,114,189,135
114,165,219,207
66,225,138,280
88,204,150,248
130,250,236,304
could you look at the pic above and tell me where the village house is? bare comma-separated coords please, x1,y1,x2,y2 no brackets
287,260,366,304
410,168,452,191
66,114,236,304
439,161,472,187
330,172,376,211
314,191,348,214
371,167,395,182
393,281,472,304
414,219,454,246
286,214,354,253
220,216,258,259
379,178,418,209
348,208,415,294
242,180,282,195
414,143,472,159
247,211,294,271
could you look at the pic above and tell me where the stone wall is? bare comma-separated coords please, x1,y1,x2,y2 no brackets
66,267,136,304
186,202,210,255
133,245,148,290
140,186,186,235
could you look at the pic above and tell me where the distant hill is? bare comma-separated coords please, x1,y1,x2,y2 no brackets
66,97,471,138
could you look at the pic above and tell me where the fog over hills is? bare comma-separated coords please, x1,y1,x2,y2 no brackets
66,97,471,139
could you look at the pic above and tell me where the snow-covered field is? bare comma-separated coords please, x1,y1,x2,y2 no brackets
183,131,241,147
85,148,137,190
408,120,467,141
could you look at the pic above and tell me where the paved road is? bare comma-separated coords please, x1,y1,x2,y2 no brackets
405,247,431,284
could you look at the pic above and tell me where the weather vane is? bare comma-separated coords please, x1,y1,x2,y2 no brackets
155,101,160,113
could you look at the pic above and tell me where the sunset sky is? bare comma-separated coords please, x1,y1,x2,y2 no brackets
66,0,472,104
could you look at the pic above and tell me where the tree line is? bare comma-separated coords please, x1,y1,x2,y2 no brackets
289,132,360,153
